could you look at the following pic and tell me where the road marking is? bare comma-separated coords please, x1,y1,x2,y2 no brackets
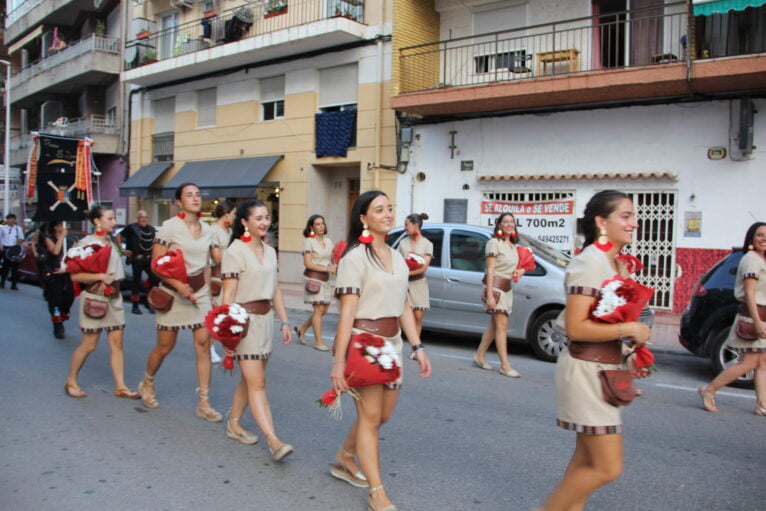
652,382,752,399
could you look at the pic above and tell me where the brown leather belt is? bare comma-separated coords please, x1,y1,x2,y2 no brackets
85,282,112,296
738,302,766,321
409,273,425,282
188,272,206,293
240,300,271,315
304,269,330,282
482,274,512,293
568,340,622,365
210,266,221,279
353,317,399,338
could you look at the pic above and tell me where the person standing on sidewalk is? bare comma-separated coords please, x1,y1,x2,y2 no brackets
698,221,766,415
64,206,138,400
0,213,25,290
295,214,335,351
220,199,294,461
137,183,223,423
208,200,236,364
38,221,75,339
397,213,432,337
115,210,158,315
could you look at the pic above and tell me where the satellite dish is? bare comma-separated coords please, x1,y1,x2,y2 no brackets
125,43,138,63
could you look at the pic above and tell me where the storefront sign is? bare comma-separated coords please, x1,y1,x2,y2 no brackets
480,199,575,251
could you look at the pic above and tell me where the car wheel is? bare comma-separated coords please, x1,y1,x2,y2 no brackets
709,326,754,389
528,309,565,362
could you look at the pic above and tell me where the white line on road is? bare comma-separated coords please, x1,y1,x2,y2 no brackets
651,382,752,399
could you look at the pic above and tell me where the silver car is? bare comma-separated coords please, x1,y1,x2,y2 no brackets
388,223,570,362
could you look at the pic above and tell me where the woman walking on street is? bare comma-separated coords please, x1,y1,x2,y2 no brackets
220,200,294,460
331,190,432,511
137,183,223,422
38,221,75,339
295,214,335,351
539,190,651,511
473,213,525,377
698,221,766,415
64,206,138,399
209,200,236,364
397,213,432,337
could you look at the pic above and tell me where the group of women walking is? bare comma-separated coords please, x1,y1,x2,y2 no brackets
54,183,765,510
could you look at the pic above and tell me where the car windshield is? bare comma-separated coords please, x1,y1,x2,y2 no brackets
519,233,571,268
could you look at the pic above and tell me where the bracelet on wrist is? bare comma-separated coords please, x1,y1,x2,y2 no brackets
280,321,291,328
409,343,425,360
333,359,345,365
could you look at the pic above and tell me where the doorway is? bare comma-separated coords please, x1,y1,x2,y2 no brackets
594,0,627,68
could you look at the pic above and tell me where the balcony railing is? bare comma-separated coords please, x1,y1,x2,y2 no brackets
43,115,118,137
13,34,120,85
152,132,175,162
125,0,365,70
399,2,689,94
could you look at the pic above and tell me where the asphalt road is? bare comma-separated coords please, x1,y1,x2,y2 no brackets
1,284,764,511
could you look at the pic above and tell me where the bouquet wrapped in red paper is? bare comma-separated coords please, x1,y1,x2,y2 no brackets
404,252,426,272
204,304,249,372
332,241,348,265
616,253,644,275
515,246,535,282
317,332,402,419
152,249,196,304
64,241,115,297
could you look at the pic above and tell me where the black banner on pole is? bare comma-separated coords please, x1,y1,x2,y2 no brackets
32,135,88,222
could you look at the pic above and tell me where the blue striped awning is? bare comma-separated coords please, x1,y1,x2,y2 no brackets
693,0,766,15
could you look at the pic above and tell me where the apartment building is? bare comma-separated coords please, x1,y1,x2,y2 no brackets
5,0,127,222
391,0,765,313
121,0,407,281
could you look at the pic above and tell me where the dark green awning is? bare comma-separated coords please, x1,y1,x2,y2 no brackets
161,156,283,198
693,0,766,15
118,162,172,197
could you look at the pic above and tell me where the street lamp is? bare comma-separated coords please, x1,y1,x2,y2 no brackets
0,60,10,217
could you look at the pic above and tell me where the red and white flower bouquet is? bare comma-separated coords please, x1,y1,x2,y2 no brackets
317,332,402,419
64,241,115,298
515,246,536,282
152,248,196,305
404,252,426,272
204,303,249,372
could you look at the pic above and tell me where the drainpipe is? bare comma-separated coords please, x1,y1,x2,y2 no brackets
373,0,385,189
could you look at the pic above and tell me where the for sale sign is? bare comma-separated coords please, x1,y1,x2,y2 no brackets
480,199,575,252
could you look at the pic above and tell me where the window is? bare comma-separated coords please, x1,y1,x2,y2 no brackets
319,64,358,106
421,229,444,268
152,97,175,134
197,87,217,127
450,230,487,273
159,12,180,60
260,76,285,121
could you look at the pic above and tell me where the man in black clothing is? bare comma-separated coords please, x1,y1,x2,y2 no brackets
116,210,158,314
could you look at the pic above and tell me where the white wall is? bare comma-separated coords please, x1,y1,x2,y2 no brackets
405,99,766,250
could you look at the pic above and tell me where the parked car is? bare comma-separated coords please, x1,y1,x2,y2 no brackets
387,223,570,362
17,229,87,283
679,250,753,387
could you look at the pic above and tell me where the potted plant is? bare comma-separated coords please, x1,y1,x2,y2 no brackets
141,50,157,65
96,20,106,36
136,30,151,40
265,1,288,18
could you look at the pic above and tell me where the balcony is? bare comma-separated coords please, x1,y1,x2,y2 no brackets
12,35,121,107
5,0,110,46
123,0,368,87
392,2,766,117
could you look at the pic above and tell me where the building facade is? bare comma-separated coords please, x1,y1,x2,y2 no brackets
390,0,765,313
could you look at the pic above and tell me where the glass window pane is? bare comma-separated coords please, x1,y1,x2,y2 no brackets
421,229,443,268
450,230,486,272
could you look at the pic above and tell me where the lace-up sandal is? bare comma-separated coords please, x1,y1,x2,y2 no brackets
294,326,307,345
195,386,223,422
330,448,368,488
755,405,766,416
137,373,159,408
268,438,294,461
226,415,258,445
368,485,397,511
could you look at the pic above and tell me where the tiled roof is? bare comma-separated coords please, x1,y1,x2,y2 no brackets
478,172,678,182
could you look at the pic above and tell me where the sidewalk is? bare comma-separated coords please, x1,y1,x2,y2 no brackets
279,282,686,354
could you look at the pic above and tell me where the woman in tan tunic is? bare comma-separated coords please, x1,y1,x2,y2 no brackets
295,214,335,351
699,221,766,415
137,183,223,422
209,200,236,364
397,213,433,336
64,206,138,400
473,213,525,377
539,190,651,511
221,199,294,461
331,191,432,511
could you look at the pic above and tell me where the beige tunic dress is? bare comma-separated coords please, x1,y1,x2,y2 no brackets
398,235,433,311
210,224,230,307
77,236,126,333
484,237,519,315
726,250,766,353
302,236,334,305
336,244,409,389
154,216,213,331
222,240,278,360
554,244,630,435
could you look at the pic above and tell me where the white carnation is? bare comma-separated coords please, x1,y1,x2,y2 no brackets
378,354,393,370
365,346,381,356
593,281,627,318
230,325,243,334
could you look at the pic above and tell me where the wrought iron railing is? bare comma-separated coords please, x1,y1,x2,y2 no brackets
125,0,365,70
13,35,120,85
152,132,175,162
10,115,118,152
399,2,689,94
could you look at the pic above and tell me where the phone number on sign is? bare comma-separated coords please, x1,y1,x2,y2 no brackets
537,235,570,244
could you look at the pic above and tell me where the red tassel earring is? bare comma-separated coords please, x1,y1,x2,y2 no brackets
411,231,419,239
358,224,373,244
223,221,231,227
177,212,186,219
594,228,613,252
196,212,202,218
308,230,315,238
95,224,105,236
240,227,252,242
496,229,504,239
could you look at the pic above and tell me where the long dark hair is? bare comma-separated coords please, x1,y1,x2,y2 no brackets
495,213,519,244
174,182,199,200
229,199,267,246
342,190,388,264
214,199,236,219
743,222,766,253
303,214,327,238
580,190,630,248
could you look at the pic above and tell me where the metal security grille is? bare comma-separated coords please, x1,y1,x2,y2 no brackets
623,191,677,310
483,191,575,202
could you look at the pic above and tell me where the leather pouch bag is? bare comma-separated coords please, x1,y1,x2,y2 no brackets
84,297,108,319
147,286,174,313
735,316,758,340
305,279,321,294
599,369,637,407
481,287,501,305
